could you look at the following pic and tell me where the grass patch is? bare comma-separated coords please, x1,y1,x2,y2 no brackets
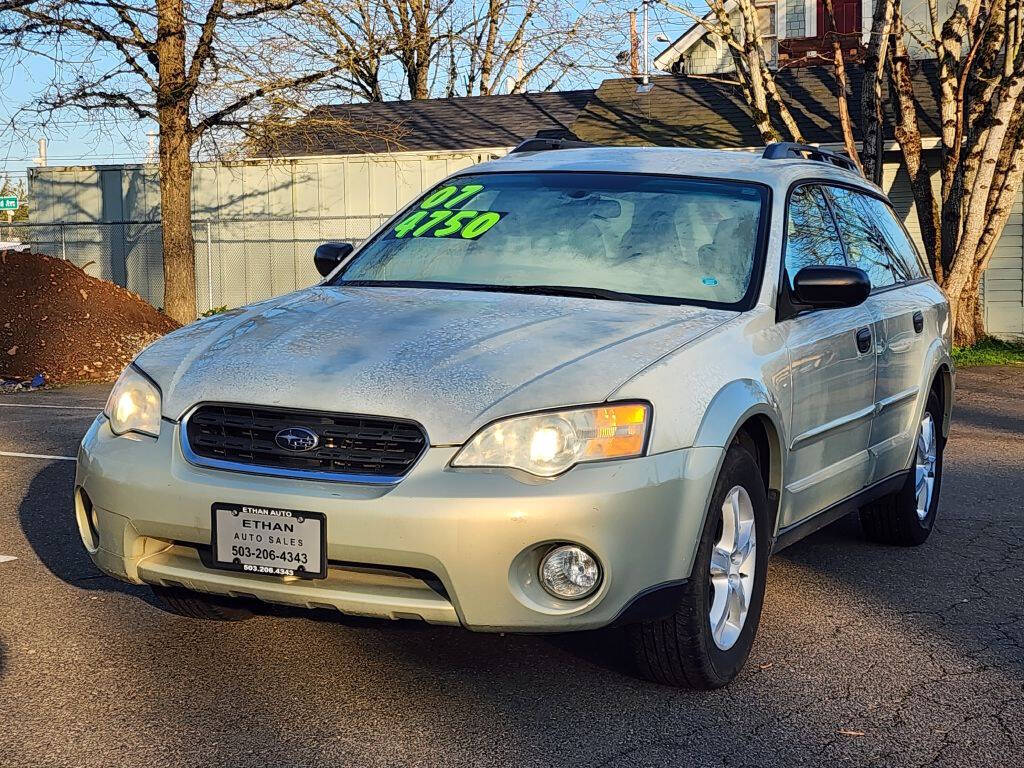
952,337,1024,367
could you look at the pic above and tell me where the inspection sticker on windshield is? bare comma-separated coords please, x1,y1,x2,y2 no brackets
388,182,506,240
211,503,327,579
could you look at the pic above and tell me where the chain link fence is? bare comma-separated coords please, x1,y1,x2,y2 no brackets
0,215,391,315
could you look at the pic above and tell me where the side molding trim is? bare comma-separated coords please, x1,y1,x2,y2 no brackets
771,470,909,553
790,405,875,450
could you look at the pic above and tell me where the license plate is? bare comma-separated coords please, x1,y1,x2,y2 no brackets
211,503,327,579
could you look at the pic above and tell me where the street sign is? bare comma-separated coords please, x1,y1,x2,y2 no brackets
0,196,18,211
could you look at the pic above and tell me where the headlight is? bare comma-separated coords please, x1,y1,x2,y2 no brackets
452,402,650,477
103,365,161,437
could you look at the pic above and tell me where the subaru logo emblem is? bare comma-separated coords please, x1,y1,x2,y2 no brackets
274,427,320,452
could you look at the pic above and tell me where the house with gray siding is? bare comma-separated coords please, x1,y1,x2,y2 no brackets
654,0,953,75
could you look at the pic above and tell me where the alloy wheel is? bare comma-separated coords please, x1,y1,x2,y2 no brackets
916,412,938,521
709,485,756,651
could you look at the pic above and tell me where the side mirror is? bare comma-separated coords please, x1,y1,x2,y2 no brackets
314,241,354,277
791,265,871,310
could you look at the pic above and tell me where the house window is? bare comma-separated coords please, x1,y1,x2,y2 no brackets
817,0,862,34
756,1,779,66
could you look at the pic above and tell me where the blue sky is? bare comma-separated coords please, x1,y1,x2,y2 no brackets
0,52,157,187
0,3,688,189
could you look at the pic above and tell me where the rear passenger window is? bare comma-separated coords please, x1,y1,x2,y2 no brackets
826,186,905,289
859,196,926,281
784,185,846,287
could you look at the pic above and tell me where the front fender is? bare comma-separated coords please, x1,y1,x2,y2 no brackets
692,378,789,451
658,379,789,571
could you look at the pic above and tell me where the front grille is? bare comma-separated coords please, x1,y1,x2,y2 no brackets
183,404,428,481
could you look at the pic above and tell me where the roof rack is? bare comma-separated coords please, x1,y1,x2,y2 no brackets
509,136,597,154
762,142,862,175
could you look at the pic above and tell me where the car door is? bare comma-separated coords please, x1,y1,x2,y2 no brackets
826,186,932,483
778,184,877,529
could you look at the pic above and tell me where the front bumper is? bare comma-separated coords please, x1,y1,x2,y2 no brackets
75,415,722,632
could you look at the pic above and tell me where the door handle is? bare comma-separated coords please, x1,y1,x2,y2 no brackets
913,310,925,333
856,327,872,353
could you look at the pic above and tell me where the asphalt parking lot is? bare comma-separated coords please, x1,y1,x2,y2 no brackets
1,367,1022,768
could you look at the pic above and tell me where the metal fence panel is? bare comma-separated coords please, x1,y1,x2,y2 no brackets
1,215,389,314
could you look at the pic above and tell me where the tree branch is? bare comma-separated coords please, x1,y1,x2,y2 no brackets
191,63,343,136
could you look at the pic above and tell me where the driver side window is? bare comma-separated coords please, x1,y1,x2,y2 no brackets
784,185,846,288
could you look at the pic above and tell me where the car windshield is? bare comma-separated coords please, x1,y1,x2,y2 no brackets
332,171,768,307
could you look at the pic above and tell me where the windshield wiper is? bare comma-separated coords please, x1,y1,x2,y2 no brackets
506,284,655,304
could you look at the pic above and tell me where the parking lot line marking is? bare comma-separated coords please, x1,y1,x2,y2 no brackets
0,555,16,564
0,450,76,461
0,403,102,411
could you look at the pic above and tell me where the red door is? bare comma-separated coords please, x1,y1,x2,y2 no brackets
818,0,861,35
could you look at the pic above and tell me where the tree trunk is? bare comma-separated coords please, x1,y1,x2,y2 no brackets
156,0,196,323
411,3,432,99
412,59,430,98
760,60,805,142
478,0,501,94
824,0,864,172
158,112,196,324
951,276,984,347
708,0,759,123
736,0,781,143
888,15,942,276
947,69,1024,295
861,0,894,181
942,1,1006,272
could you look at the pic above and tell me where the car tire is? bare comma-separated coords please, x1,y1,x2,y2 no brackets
860,389,944,547
152,586,254,621
628,442,770,689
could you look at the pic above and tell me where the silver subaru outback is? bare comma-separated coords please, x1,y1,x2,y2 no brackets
76,141,953,688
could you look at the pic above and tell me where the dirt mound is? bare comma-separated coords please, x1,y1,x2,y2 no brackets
1,249,180,384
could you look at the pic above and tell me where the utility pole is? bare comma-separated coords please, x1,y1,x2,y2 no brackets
33,138,47,167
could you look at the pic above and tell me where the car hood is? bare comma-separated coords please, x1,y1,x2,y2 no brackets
138,286,732,445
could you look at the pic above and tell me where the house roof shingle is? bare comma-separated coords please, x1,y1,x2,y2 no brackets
571,63,942,148
276,89,594,156
269,64,942,158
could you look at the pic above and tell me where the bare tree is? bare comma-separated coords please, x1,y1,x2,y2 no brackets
460,0,583,95
296,0,391,102
866,0,1024,344
661,0,1024,344
381,0,458,99
0,0,345,323
286,0,601,102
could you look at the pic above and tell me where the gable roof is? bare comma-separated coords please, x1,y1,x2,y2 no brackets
272,89,594,156
652,1,736,72
571,63,942,148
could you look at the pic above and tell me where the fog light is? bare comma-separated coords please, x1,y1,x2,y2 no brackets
539,545,600,600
